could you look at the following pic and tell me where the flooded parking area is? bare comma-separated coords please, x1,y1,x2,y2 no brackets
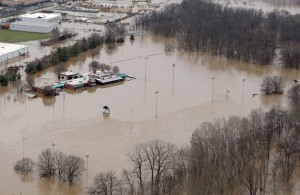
1,28,300,194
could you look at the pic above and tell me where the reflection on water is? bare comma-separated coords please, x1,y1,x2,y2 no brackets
260,94,283,107
1,33,300,194
16,172,34,182
38,178,84,195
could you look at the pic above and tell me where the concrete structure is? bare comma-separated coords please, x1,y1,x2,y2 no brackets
10,13,61,33
0,43,28,63
59,71,80,81
54,8,100,18
93,0,132,8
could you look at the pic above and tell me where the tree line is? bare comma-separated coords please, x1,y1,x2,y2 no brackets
87,108,299,195
14,148,85,184
135,0,300,68
40,30,78,46
25,33,104,74
25,22,126,75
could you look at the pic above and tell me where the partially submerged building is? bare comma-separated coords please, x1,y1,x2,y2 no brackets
10,13,62,33
0,43,28,64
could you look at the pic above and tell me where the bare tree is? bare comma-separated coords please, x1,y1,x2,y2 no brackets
37,149,84,184
288,84,300,112
37,148,56,178
63,155,85,184
241,165,260,195
89,61,101,70
54,151,67,182
14,158,34,173
112,66,120,74
261,76,285,95
89,170,122,195
128,144,146,195
122,170,136,195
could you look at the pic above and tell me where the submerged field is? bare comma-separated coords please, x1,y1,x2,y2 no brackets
0,29,49,43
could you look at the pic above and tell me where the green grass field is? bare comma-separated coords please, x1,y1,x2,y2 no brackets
0,29,49,43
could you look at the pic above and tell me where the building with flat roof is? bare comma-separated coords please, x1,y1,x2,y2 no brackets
0,43,28,63
10,13,61,33
92,0,132,8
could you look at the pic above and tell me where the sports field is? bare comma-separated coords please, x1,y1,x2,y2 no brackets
0,29,49,43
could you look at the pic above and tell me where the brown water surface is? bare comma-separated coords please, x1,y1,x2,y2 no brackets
0,30,300,194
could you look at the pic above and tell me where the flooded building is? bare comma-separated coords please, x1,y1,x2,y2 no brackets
0,43,28,64
10,13,61,33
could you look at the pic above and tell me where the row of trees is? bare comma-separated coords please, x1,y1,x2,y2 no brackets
14,148,85,184
135,0,300,68
40,30,77,46
25,33,104,74
89,60,120,74
105,22,126,44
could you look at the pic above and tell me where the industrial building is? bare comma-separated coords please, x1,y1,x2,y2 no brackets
0,43,28,64
93,0,133,8
10,13,61,33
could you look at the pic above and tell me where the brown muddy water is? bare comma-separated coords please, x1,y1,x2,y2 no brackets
1,24,300,194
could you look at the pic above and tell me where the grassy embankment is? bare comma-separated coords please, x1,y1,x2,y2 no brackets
0,29,49,43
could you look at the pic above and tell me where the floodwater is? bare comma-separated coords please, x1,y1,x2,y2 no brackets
1,25,300,194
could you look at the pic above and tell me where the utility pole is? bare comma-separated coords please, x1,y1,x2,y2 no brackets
211,77,215,102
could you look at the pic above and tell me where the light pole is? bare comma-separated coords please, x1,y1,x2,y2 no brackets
62,91,65,119
86,154,89,172
22,137,25,160
24,93,26,112
155,91,159,118
172,63,175,80
130,109,133,130
110,54,112,70
52,88,55,120
144,57,148,82
242,78,245,97
211,77,215,102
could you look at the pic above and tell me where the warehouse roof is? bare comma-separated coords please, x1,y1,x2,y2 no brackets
20,13,61,19
0,43,28,57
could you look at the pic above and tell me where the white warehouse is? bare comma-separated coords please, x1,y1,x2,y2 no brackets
10,13,62,33
0,43,28,63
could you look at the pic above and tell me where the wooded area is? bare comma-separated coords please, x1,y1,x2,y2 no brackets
136,0,300,68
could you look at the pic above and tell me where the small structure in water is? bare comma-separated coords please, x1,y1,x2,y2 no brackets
103,106,110,117
130,34,134,40
32,84,58,96
59,71,80,81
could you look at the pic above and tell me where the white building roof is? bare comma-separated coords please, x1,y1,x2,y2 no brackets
0,43,28,57
60,71,78,76
20,13,61,19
